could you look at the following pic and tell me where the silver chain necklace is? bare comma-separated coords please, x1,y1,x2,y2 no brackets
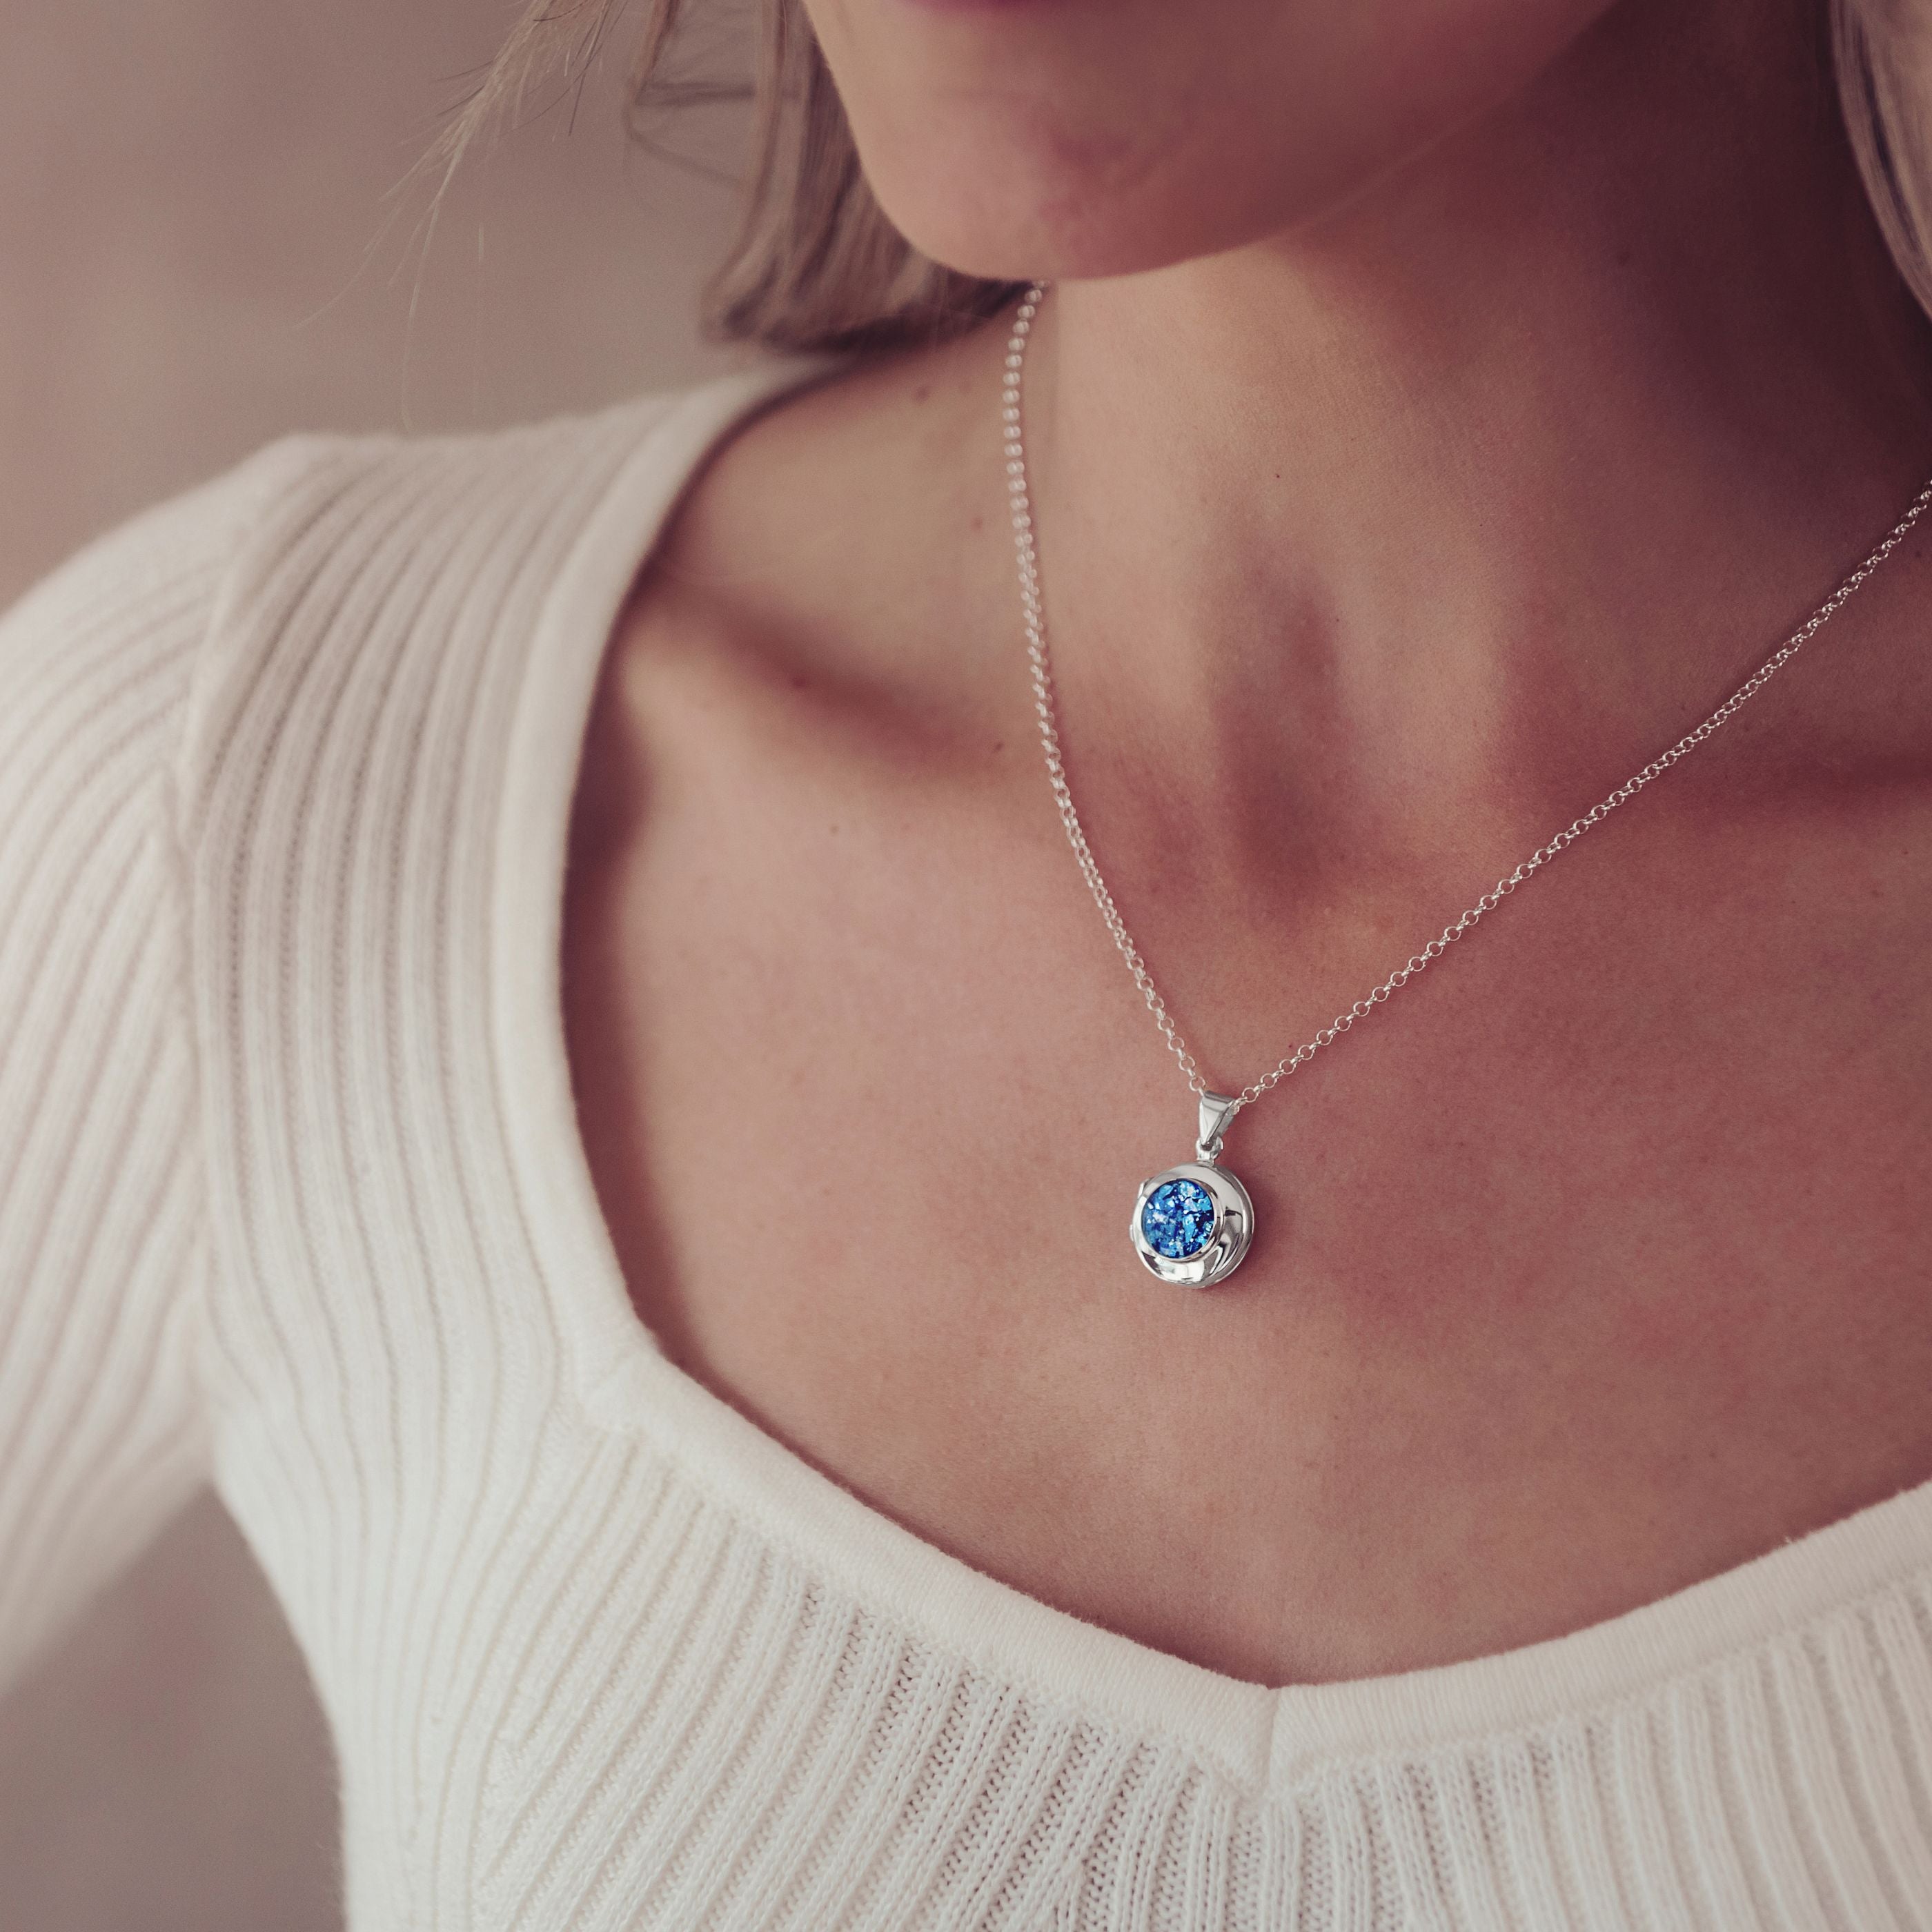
1000,277,1932,1288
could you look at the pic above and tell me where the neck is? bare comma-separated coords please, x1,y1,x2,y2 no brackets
1016,0,1932,866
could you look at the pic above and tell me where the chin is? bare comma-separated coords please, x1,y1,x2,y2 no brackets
803,0,1623,284
845,100,1366,285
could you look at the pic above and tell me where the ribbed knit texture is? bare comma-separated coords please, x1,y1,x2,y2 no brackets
7,354,1932,1931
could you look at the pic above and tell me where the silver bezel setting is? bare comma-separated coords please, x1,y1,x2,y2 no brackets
1131,1161,1255,1288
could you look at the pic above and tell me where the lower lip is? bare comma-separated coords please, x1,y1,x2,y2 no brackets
895,0,1069,12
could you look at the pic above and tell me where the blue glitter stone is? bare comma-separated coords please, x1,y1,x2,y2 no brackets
1141,1179,1216,1259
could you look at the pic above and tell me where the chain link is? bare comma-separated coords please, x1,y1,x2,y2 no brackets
1000,278,1932,1118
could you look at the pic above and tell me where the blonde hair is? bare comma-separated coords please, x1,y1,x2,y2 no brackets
426,0,1931,355
1837,0,1932,318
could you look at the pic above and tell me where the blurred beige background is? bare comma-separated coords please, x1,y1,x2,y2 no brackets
0,3,753,1924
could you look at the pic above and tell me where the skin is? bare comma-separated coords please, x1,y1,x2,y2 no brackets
562,0,1932,1686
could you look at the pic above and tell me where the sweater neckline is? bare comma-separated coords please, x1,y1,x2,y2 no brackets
491,351,1932,1797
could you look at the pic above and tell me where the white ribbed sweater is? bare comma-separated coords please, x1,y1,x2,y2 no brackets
7,352,1932,1932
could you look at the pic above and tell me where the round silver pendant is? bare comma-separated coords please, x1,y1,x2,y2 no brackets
1130,1091,1256,1287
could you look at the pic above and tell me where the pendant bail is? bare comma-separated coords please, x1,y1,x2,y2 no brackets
1195,1090,1240,1165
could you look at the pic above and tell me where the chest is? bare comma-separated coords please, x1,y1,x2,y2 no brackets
562,704,1932,1687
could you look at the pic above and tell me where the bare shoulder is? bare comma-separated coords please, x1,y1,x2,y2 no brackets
566,308,1031,895
616,319,1018,704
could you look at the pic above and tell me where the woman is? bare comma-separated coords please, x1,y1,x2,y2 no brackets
5,0,1932,1922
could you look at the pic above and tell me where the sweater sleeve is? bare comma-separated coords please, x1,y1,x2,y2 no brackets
0,441,316,1693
